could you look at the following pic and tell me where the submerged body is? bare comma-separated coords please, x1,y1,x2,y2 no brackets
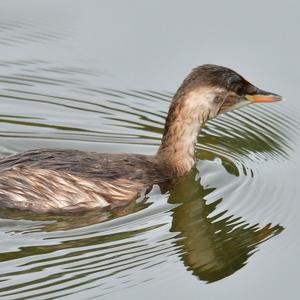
0,65,281,213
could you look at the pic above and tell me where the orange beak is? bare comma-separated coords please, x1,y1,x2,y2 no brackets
245,94,282,103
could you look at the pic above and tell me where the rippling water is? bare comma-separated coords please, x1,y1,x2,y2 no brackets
0,1,300,300
0,59,298,299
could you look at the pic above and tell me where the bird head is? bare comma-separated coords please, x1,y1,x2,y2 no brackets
179,64,282,120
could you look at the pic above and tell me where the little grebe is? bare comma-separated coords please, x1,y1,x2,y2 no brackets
0,65,281,213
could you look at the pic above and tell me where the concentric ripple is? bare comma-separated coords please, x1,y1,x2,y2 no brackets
0,14,72,47
0,61,299,299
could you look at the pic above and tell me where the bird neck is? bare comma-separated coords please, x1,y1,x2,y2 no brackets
156,89,209,177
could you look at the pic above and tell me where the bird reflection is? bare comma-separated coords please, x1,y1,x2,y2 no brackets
168,169,283,282
0,166,283,284
0,200,151,231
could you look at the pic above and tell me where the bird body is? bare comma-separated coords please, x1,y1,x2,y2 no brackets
0,65,281,213
0,149,162,212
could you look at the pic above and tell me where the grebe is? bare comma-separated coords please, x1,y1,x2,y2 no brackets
0,65,281,213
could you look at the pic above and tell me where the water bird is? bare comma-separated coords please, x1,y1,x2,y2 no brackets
0,64,281,213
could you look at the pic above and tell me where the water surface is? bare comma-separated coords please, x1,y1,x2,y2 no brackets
0,1,300,299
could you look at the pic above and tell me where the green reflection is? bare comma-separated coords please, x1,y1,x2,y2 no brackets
169,170,283,283
0,167,283,288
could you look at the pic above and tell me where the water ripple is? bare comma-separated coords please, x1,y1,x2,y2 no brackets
0,18,70,47
0,61,298,298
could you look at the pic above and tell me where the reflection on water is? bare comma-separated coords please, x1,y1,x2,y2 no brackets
0,59,298,299
0,169,283,298
0,201,151,232
169,171,282,283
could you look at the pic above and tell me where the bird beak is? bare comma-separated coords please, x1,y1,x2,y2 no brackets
245,90,282,103
218,87,282,115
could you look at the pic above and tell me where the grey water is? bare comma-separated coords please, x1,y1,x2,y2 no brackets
0,1,299,299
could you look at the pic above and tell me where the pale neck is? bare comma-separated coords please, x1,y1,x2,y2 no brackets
156,90,209,176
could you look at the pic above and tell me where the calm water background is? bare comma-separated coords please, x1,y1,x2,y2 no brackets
0,1,299,299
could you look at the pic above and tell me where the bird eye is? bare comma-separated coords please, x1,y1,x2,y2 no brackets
235,86,243,95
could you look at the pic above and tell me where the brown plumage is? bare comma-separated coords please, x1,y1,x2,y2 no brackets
0,150,162,212
0,65,281,213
